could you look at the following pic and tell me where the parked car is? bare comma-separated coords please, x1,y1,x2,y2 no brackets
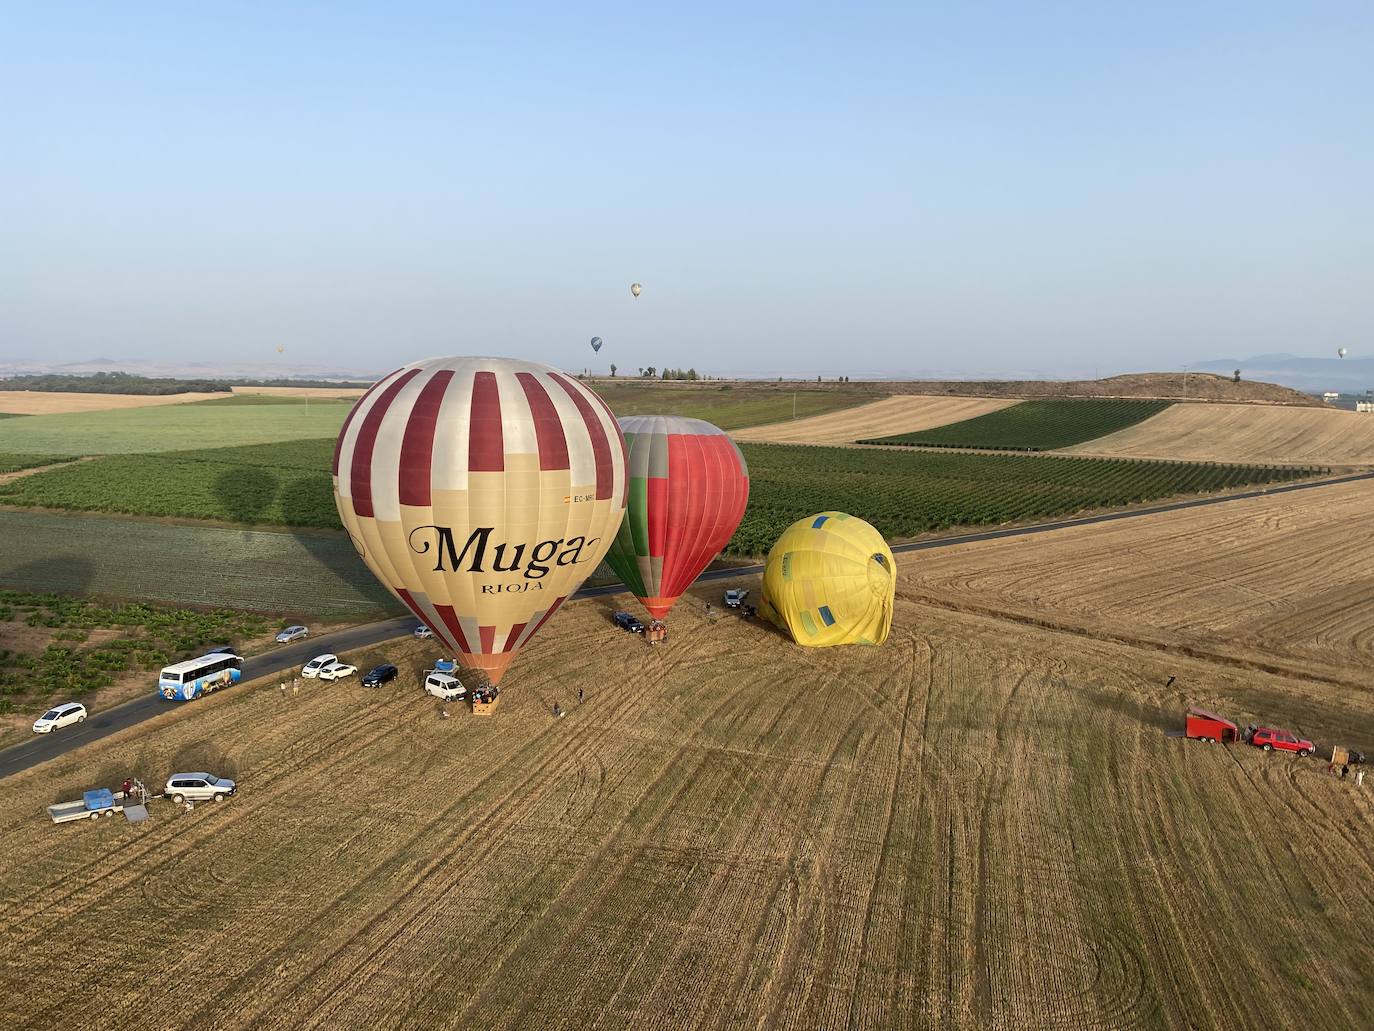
317,661,358,682
413,623,434,639
1247,726,1314,757
425,672,467,701
32,702,87,734
613,611,645,633
276,625,309,643
362,664,399,687
301,653,337,678
164,772,237,804
724,589,749,608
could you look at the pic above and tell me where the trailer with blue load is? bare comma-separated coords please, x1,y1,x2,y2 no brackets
47,788,134,824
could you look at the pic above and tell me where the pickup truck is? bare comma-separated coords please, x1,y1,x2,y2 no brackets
47,788,134,824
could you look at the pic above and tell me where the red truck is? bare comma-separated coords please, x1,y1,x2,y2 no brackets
1245,726,1314,757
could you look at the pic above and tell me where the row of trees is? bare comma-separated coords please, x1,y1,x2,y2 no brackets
603,365,701,380
0,372,232,395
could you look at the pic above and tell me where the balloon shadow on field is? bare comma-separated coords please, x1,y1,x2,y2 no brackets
214,466,278,526
0,554,96,599
275,474,401,618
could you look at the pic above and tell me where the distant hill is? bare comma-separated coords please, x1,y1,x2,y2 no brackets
1190,354,1374,394
872,372,1321,407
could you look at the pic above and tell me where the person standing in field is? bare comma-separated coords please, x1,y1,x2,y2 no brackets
578,687,584,705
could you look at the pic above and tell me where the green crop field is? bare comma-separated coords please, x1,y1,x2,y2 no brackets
0,436,1321,560
0,402,352,455
186,394,356,407
0,452,70,474
0,510,399,618
0,439,338,525
728,444,1319,553
0,591,268,716
592,381,880,430
863,398,1174,451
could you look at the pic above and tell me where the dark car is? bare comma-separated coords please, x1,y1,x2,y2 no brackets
362,664,399,688
613,611,645,633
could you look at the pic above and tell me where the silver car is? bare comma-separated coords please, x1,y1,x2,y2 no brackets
165,772,237,803
276,625,309,643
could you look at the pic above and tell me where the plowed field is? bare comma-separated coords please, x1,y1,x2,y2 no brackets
2,484,1372,1030
732,395,1012,444
1065,402,1374,466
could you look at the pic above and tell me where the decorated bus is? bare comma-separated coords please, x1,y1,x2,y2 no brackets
158,652,243,701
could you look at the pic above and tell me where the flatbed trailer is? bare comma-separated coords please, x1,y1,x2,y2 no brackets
47,789,136,824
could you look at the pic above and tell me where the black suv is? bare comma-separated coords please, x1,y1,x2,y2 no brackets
613,611,645,633
362,663,399,687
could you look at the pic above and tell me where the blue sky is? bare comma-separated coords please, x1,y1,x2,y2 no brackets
2,2,1371,378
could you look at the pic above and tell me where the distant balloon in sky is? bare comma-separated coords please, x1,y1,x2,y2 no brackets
332,356,628,685
276,345,285,354
1338,347,1348,359
630,283,642,298
591,337,603,353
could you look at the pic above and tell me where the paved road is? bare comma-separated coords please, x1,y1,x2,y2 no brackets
4,469,1371,780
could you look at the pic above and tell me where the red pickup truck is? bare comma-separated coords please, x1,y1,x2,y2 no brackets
1246,726,1314,757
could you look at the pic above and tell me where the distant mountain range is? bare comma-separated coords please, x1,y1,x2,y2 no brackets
1191,354,1374,394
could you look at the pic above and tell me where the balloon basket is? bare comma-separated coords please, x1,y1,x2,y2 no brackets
472,694,501,716
646,621,668,645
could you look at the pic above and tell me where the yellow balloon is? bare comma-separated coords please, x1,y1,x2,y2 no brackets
333,356,628,684
757,512,894,647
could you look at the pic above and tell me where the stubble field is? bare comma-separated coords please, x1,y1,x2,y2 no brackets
732,395,1013,444
1064,402,1374,467
1,482,1371,1030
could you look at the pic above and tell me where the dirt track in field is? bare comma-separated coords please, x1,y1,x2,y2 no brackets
1064,402,1374,466
2,484,1373,1030
732,395,1013,444
0,392,228,415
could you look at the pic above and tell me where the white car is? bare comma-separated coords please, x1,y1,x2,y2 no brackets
317,661,358,682
276,625,309,643
301,653,337,678
413,624,434,639
33,702,87,734
165,772,237,804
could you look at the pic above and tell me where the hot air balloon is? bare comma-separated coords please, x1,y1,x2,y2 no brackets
1338,348,1348,359
757,512,894,647
630,283,642,298
276,345,285,354
333,357,627,685
603,416,749,620
591,337,603,353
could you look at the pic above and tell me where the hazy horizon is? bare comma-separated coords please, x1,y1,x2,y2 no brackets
3,4,1371,378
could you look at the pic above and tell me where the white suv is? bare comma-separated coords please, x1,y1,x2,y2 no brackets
165,773,237,803
33,703,87,734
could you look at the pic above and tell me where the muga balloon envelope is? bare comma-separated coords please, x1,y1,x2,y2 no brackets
332,356,627,684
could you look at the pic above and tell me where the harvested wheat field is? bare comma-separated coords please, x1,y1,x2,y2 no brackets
733,394,1013,444
0,391,227,415
3,491,1373,1029
1065,402,1374,467
907,478,1374,691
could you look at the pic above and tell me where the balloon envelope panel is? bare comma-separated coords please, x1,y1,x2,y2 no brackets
603,416,750,619
332,357,627,683
758,512,894,647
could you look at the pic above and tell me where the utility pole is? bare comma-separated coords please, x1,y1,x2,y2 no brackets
792,392,797,419
1182,365,1189,401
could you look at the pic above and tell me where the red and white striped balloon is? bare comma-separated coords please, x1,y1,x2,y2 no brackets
333,357,627,685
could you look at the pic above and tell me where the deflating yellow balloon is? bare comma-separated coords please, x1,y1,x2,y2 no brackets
757,512,894,647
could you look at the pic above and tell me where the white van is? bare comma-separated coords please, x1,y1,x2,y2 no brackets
424,672,466,702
